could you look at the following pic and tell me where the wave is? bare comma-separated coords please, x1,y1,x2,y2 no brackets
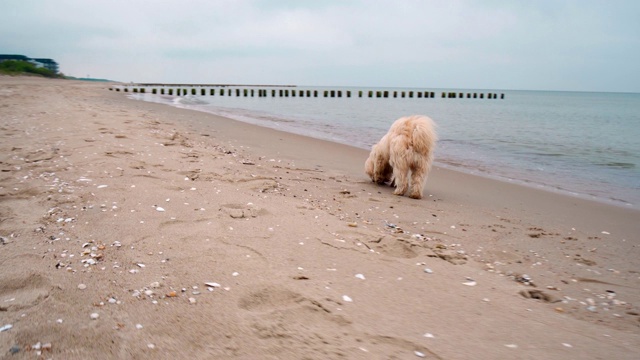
177,96,210,105
596,162,636,169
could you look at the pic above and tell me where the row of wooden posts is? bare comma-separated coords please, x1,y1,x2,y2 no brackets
111,86,505,99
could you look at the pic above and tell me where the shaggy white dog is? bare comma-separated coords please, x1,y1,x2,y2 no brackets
365,115,437,199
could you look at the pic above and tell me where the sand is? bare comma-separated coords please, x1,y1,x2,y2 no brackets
0,76,638,359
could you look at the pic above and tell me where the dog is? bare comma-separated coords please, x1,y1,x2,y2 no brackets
365,115,437,199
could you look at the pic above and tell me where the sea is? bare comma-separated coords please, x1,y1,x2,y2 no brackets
126,86,640,209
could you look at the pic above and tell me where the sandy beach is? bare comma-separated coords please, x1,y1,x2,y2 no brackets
1,76,638,359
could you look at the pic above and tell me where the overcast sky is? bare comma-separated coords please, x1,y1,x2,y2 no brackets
1,0,639,92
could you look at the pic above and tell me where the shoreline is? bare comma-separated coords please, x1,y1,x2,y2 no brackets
1,76,638,359
128,91,639,210
434,161,637,210
122,91,639,239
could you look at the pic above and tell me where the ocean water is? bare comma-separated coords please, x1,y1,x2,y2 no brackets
126,86,640,208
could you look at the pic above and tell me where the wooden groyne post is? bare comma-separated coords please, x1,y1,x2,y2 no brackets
118,85,504,100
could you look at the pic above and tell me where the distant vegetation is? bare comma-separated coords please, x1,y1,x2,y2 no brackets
0,60,62,78
64,76,114,82
0,60,115,81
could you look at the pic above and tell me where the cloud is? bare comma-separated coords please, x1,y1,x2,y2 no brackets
1,0,638,91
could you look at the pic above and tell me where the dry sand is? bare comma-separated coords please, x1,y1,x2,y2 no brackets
0,76,638,359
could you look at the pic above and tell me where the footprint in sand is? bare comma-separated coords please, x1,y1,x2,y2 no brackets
177,169,229,182
316,229,430,259
326,230,468,265
368,235,423,258
238,286,307,312
335,229,434,259
2,186,42,200
363,334,442,359
238,286,441,358
220,203,269,219
238,285,351,341
238,286,350,324
104,150,134,158
232,177,282,193
0,272,52,311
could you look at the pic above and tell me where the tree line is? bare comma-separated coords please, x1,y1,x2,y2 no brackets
0,60,63,78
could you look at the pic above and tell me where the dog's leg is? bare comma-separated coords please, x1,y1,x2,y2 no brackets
374,156,390,184
381,162,394,185
408,165,426,199
392,170,408,196
390,140,409,196
369,142,392,184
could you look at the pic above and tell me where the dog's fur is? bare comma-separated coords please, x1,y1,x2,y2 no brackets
365,115,437,199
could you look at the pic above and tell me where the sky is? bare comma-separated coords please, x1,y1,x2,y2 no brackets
1,0,639,92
